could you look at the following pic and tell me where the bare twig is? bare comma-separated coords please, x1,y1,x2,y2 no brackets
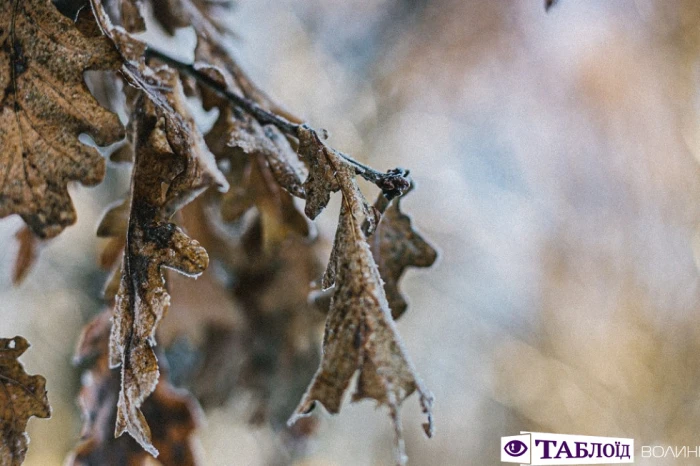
144,47,411,199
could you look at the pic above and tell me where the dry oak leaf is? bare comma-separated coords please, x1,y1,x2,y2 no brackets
109,69,225,457
289,189,434,465
172,178,322,434
296,125,340,220
0,336,50,466
0,0,124,239
197,80,308,250
220,154,309,252
196,65,306,199
369,192,438,319
11,226,39,285
119,0,234,38
68,311,202,466
96,197,130,301
213,116,309,251
221,112,306,200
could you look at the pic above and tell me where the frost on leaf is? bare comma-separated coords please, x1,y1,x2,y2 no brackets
296,125,340,220
191,63,309,250
369,191,438,319
0,336,51,466
108,68,225,456
290,163,434,465
211,115,309,252
68,311,202,466
0,0,125,239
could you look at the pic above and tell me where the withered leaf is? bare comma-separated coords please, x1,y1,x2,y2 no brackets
97,199,130,241
196,75,309,251
290,174,434,465
369,192,438,319
120,0,146,33
11,226,39,285
0,0,125,239
296,125,340,220
68,311,202,466
220,155,309,251
320,162,376,291
96,198,130,301
0,336,51,466
221,111,306,199
119,0,235,38
173,196,324,448
195,63,306,198
109,68,225,456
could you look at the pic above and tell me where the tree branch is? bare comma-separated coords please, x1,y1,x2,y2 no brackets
144,46,411,200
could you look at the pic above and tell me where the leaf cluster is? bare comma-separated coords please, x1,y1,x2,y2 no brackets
0,0,438,464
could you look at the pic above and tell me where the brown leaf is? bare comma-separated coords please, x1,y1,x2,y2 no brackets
369,192,438,319
0,0,125,239
162,0,235,37
96,198,130,300
97,199,130,240
68,311,202,466
108,68,225,456
319,160,375,290
170,188,323,442
120,0,146,33
0,336,51,466
11,227,39,285
198,82,309,251
296,125,340,220
263,125,307,199
220,154,308,252
290,172,434,465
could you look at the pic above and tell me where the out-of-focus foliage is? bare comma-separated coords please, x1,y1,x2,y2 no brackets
4,0,700,465
0,337,50,466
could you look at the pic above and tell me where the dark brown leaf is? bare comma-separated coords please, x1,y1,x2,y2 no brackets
136,0,234,38
108,67,226,456
369,192,438,319
171,190,323,444
0,0,125,238
11,227,39,285
120,0,146,33
296,125,340,220
96,198,130,300
0,336,51,466
68,311,202,466
198,79,309,251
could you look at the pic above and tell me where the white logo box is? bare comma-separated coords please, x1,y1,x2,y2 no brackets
501,432,634,465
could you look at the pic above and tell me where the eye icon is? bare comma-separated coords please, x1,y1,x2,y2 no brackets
504,440,528,457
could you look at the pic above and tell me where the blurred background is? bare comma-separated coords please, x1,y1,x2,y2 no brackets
3,0,700,464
